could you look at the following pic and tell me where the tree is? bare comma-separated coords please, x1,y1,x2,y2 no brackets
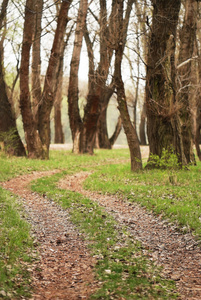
20,0,44,158
177,0,197,164
135,0,149,145
68,0,134,154
114,0,142,171
195,8,201,160
145,0,183,164
0,0,26,156
38,0,72,159
54,53,65,144
20,0,72,159
31,0,43,128
68,0,88,153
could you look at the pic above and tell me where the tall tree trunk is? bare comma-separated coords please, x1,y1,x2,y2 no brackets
145,0,182,163
31,0,43,127
54,51,64,144
0,0,25,156
68,0,88,153
97,106,112,149
195,28,201,160
114,0,142,171
177,0,197,164
109,115,122,147
139,101,147,145
0,51,26,156
80,0,111,154
38,0,72,159
20,0,44,158
135,0,148,146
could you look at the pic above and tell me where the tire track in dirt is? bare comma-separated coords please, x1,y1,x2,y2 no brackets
1,171,98,300
58,171,201,300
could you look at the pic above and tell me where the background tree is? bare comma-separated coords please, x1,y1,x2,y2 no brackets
68,0,134,154
0,0,26,156
54,51,65,144
68,0,88,153
38,0,73,159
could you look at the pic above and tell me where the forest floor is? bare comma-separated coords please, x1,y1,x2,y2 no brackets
1,146,201,299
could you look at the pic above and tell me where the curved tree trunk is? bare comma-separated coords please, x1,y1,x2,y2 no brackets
109,115,122,147
114,0,142,171
80,0,134,154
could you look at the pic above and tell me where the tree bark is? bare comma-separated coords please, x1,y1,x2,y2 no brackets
145,0,182,163
114,0,142,171
68,0,88,153
109,115,122,147
31,0,43,128
80,0,134,153
38,0,72,159
177,0,197,164
139,101,147,145
20,0,43,158
54,50,64,144
0,48,26,156
194,17,201,160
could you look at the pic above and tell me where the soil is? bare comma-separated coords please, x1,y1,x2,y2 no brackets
1,146,201,299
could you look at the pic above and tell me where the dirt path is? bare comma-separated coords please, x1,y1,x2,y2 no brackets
58,171,201,300
1,171,98,300
2,159,201,299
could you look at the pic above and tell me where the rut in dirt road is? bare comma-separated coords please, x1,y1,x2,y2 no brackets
1,171,98,300
58,171,201,300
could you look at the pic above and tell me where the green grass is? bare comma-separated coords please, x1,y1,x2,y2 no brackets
84,161,201,238
1,148,201,298
0,148,130,182
0,188,34,299
31,172,178,299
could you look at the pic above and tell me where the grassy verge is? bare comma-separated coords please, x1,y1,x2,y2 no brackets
0,188,35,299
84,161,201,239
31,172,178,299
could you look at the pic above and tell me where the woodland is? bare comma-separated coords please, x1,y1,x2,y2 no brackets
1,1,201,299
0,0,201,170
